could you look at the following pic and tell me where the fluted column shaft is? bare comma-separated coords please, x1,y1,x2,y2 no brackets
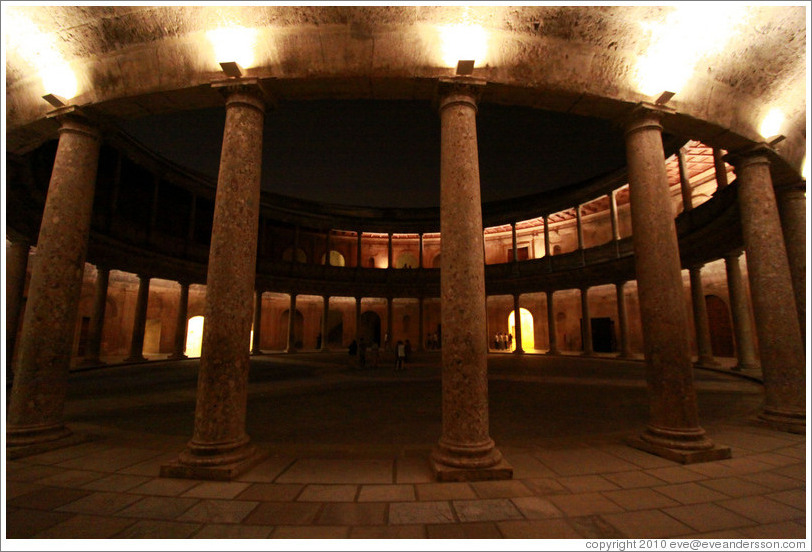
624,108,717,455
431,79,506,479
356,231,363,267
84,266,110,364
543,216,551,258
8,115,101,447
6,238,30,369
170,282,190,359
776,183,806,341
615,281,631,358
513,293,523,353
713,148,728,190
169,85,266,475
419,233,424,268
511,223,518,262
126,275,150,362
581,287,593,355
251,290,263,355
724,253,758,371
689,265,718,367
678,147,693,212
387,233,393,268
546,290,559,354
729,152,804,432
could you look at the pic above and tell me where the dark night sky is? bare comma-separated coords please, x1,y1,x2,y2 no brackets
120,99,628,208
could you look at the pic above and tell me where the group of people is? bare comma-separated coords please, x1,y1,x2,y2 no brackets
425,332,441,350
492,332,514,350
348,337,411,370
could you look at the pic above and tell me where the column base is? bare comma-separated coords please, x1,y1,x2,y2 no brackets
7,423,97,460
695,357,721,368
250,350,263,356
759,407,805,434
627,425,731,465
125,355,147,363
513,348,524,355
161,438,266,481
430,438,513,481
167,353,189,361
78,357,106,368
431,456,513,482
546,349,560,356
732,363,759,372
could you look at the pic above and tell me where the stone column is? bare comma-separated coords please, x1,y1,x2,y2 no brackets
624,107,727,462
678,147,693,212
169,281,190,360
355,296,362,338
251,289,263,355
609,190,620,256
511,223,518,262
162,83,267,479
727,149,805,433
321,295,329,352
418,297,425,351
287,293,297,352
576,204,584,251
512,293,523,354
546,290,559,355
6,238,30,370
387,233,393,268
82,266,110,366
386,296,393,347
356,231,363,268
431,77,510,481
126,275,150,362
419,233,424,268
543,215,551,258
7,113,101,451
615,281,632,358
724,252,758,371
580,287,593,356
776,182,806,340
689,264,719,367
713,148,728,190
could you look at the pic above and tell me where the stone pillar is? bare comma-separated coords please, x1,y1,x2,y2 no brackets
419,233,424,268
356,231,363,268
580,287,593,356
7,113,101,451
169,281,190,360
431,78,510,481
321,295,329,352
418,297,425,351
724,252,758,371
251,289,263,355
713,148,728,190
624,107,728,462
126,275,150,362
511,223,518,262
512,293,523,354
287,293,297,353
355,296,362,338
162,83,267,479
576,204,584,251
727,149,805,433
615,281,632,358
546,290,559,355
609,191,620,242
776,183,806,340
678,147,693,212
6,238,30,370
386,296,393,347
82,266,110,366
543,215,551,258
689,264,719,367
387,232,393,268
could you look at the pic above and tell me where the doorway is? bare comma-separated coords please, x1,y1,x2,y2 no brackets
508,308,535,351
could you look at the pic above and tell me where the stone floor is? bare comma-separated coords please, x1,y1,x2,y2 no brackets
4,352,807,541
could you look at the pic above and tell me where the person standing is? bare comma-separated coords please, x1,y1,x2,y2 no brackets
395,340,406,371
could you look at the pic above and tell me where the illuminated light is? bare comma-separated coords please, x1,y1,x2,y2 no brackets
185,316,205,357
636,5,749,97
206,26,258,68
759,108,784,139
5,9,80,100
802,156,808,181
508,308,535,351
438,24,488,69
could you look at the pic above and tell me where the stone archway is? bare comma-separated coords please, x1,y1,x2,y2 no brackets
508,308,535,351
395,252,418,269
706,295,735,358
320,250,346,267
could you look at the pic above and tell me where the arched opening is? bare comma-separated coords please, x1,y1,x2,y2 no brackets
395,252,418,269
359,311,381,346
706,295,735,357
320,250,346,267
282,247,307,263
185,315,204,357
508,308,535,351
431,254,441,268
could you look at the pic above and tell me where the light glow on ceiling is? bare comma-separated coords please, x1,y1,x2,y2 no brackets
759,108,785,139
4,9,79,100
438,23,489,69
206,26,259,69
635,5,749,97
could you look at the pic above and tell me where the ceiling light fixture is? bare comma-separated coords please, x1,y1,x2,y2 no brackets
219,61,244,78
42,93,68,108
654,90,676,105
456,60,475,76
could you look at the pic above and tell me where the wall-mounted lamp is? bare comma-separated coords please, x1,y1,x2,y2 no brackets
456,60,475,76
42,93,68,108
767,135,786,148
654,90,676,105
219,61,244,79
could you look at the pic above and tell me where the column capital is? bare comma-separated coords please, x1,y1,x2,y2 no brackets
621,103,672,137
436,76,486,112
723,143,776,169
212,78,273,112
49,108,102,142
774,179,807,196
723,249,744,262
688,262,706,271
